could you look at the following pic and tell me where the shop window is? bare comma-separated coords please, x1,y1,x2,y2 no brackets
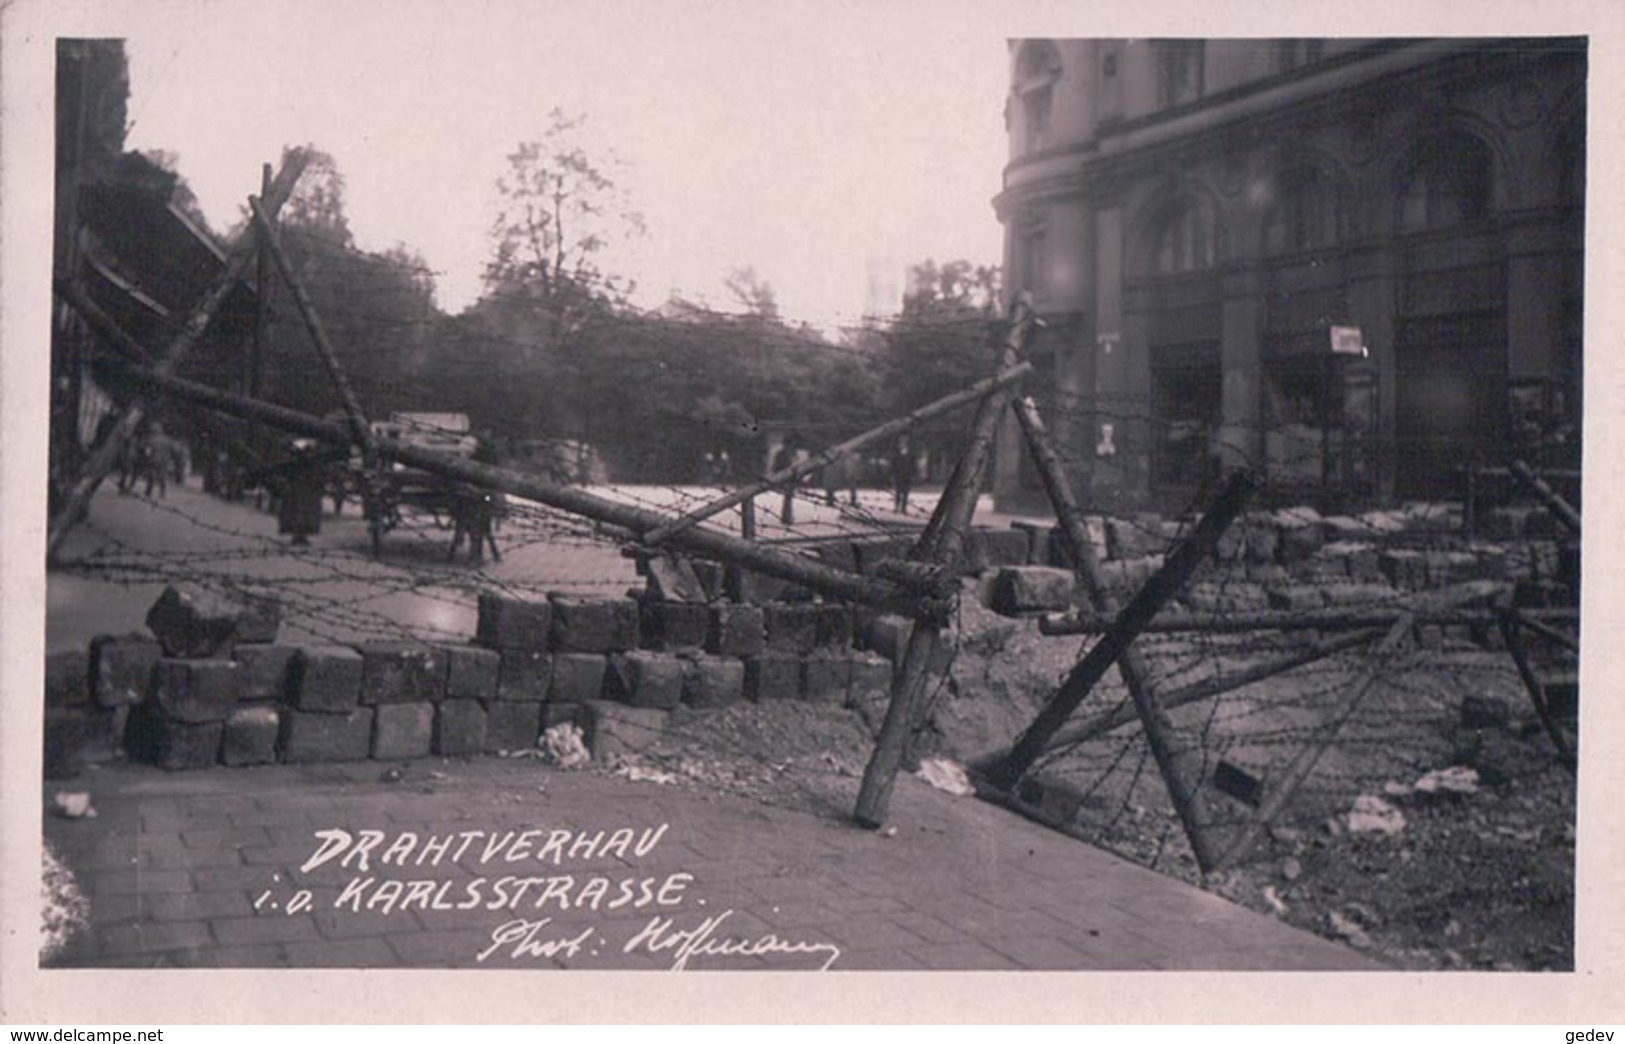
1013,42,1062,155
1263,168,1340,255
1273,39,1325,73
1397,133,1493,232
1157,40,1205,108
1150,342,1221,490
1152,196,1218,275
1017,223,1049,299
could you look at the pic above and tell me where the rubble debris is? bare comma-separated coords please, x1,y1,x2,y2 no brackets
1346,794,1406,836
1414,765,1481,797
52,791,97,819
916,757,975,797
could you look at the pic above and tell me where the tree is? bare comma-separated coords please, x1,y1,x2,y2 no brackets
723,266,779,320
880,259,1003,476
483,109,645,336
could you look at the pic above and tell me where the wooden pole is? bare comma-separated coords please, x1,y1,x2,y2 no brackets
853,299,1035,828
46,153,309,560
642,363,1032,546
1005,393,1227,867
247,198,375,458
1498,608,1577,770
1509,459,1581,534
982,469,1257,872
1040,627,1387,753
76,355,925,614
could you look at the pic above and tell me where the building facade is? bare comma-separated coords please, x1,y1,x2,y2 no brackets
992,38,1585,514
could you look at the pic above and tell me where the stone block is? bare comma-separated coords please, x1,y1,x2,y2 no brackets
475,593,552,652
441,644,500,701
232,643,298,703
291,646,363,713
681,656,746,709
151,659,241,724
640,600,710,651
280,707,373,764
579,700,669,761
1478,507,1530,541
814,603,854,648
126,707,222,771
372,702,434,760
847,652,895,704
357,642,446,705
706,603,765,658
744,653,803,702
764,603,821,653
483,700,542,752
549,653,607,702
1275,516,1325,563
603,651,686,710
434,699,487,756
90,634,161,708
548,595,640,653
1425,551,1486,587
643,553,709,603
991,566,1075,614
1379,550,1429,590
1266,584,1326,612
802,653,852,704
45,648,90,707
496,649,552,701
1106,516,1164,560
980,527,1034,569
145,584,280,659
221,706,280,766
1318,541,1385,583
860,613,914,661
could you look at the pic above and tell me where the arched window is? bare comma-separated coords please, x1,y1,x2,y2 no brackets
1397,133,1493,232
1152,196,1218,274
1263,167,1340,255
1156,40,1205,108
1013,41,1062,155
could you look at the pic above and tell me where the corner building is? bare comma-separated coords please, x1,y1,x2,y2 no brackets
992,39,1585,514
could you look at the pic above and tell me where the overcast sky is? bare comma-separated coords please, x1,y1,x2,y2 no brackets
100,0,1014,327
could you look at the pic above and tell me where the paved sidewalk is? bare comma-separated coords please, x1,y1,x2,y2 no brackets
42,758,1380,971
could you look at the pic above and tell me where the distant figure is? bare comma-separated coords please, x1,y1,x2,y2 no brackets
892,434,915,514
449,434,503,562
820,452,860,508
119,421,189,498
773,433,800,525
277,439,324,546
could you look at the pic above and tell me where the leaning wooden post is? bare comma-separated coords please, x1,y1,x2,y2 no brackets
46,152,309,560
80,356,929,614
644,363,1032,546
247,198,375,458
853,298,1036,828
1509,459,1581,535
983,469,1258,873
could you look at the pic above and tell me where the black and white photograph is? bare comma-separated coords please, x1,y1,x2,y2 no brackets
4,0,1623,1026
